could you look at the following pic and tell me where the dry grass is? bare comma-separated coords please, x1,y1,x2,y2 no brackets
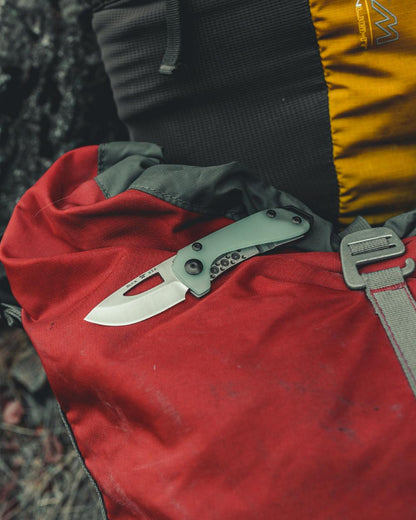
0,326,104,519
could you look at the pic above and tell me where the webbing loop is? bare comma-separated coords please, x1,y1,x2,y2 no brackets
341,227,416,398
340,228,415,290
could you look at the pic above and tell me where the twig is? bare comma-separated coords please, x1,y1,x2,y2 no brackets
1,504,20,520
61,465,86,520
0,455,13,477
0,423,39,436
18,451,78,514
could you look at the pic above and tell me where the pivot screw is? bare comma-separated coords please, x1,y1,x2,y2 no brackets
292,216,302,224
192,242,203,251
266,210,277,218
185,259,203,275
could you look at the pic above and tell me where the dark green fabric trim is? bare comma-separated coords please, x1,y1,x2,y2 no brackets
95,142,416,253
95,142,338,252
96,142,164,198
385,211,416,239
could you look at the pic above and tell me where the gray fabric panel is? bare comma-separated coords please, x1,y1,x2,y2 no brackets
96,141,164,186
94,142,416,252
341,213,416,241
94,142,338,252
385,210,416,239
339,216,372,238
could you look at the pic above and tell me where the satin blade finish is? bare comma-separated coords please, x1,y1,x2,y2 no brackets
84,257,188,326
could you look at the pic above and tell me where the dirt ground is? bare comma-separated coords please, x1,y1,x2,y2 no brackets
0,325,105,519
0,1,127,517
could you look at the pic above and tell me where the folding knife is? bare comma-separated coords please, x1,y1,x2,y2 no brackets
84,208,311,326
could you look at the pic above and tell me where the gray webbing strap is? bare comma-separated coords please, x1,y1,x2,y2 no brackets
341,227,416,398
364,267,416,396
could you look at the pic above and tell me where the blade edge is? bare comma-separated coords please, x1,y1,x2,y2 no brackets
84,280,188,326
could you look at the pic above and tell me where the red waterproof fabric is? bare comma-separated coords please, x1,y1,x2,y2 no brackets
1,146,416,519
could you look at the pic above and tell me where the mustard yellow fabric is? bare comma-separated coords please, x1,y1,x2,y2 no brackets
309,0,416,225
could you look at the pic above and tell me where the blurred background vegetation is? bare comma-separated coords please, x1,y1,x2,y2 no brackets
0,1,128,517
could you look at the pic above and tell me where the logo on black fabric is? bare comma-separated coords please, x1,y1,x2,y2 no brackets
355,0,399,49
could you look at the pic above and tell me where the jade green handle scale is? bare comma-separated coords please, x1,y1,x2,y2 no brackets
173,208,310,297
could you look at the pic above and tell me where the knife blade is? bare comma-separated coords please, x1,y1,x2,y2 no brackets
84,207,311,326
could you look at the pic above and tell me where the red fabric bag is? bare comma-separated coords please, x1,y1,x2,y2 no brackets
1,143,416,519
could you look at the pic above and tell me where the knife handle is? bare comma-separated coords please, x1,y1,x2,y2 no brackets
172,208,310,297
208,246,260,281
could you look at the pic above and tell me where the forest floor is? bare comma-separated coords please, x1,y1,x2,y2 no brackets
1,1,127,517
0,325,104,519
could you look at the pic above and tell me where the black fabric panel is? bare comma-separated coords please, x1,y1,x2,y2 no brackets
92,0,339,222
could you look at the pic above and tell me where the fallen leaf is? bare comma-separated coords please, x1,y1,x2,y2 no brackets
43,432,64,464
2,399,25,425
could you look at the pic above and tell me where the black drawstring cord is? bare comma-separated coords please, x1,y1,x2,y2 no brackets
159,0,183,75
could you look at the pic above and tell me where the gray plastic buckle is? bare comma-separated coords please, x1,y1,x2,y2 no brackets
340,227,415,290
